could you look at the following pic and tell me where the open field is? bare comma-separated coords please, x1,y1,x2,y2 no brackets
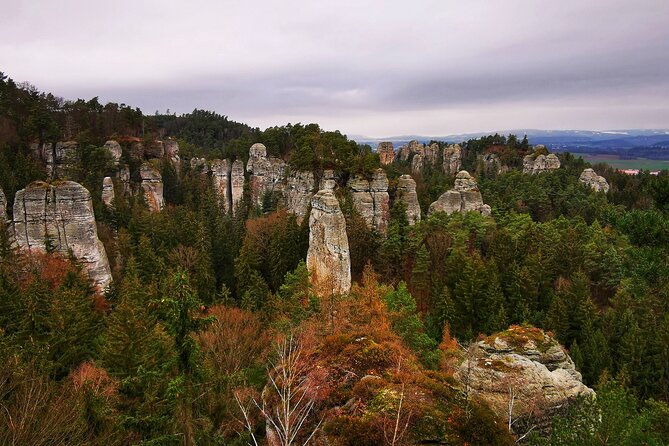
572,153,669,171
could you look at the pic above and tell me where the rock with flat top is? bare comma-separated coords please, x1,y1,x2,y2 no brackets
396,175,421,225
429,171,490,216
378,142,395,165
307,190,351,297
13,181,112,290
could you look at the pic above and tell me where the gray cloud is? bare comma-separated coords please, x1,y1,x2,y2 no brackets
1,0,668,136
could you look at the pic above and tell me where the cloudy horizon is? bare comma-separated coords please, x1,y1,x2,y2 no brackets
1,0,668,137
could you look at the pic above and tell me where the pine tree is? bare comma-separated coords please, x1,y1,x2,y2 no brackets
410,244,432,313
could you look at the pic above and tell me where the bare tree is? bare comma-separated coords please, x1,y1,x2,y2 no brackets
236,335,322,446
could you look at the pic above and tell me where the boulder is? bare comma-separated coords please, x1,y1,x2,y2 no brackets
443,144,462,175
285,170,315,224
523,153,561,174
307,190,351,297
349,169,389,234
455,325,594,424
247,143,286,206
579,168,610,193
102,177,115,207
103,140,122,165
377,142,395,165
429,171,490,216
396,174,421,225
13,181,112,290
210,159,232,211
140,163,164,212
231,160,245,214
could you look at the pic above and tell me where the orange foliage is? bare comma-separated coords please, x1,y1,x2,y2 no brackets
69,361,118,402
17,250,79,291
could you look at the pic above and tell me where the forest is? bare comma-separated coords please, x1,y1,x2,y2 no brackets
1,72,669,445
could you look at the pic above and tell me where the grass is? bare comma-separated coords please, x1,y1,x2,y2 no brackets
572,153,669,171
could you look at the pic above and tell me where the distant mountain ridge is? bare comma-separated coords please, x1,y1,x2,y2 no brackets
352,129,669,159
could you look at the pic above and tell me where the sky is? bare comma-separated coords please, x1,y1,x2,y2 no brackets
1,0,668,137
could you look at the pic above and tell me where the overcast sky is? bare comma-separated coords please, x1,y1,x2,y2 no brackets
1,0,668,137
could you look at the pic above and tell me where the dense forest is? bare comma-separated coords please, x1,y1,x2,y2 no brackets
1,72,669,445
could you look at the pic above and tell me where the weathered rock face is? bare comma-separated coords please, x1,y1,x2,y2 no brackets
190,157,208,171
285,170,315,224
164,139,179,158
398,140,421,162
348,169,390,234
455,326,594,423
102,177,115,207
45,141,78,179
523,153,561,174
478,153,508,176
140,163,164,212
118,165,131,195
396,174,421,225
0,187,7,224
103,140,122,165
210,159,232,211
320,169,337,191
13,181,112,290
377,142,395,165
411,154,424,174
443,144,462,175
579,168,610,193
231,160,245,214
429,171,491,216
307,190,351,297
246,143,286,206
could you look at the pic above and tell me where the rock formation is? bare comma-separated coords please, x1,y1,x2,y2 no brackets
443,144,462,175
579,168,610,193
349,169,390,234
103,140,122,165
164,139,179,158
398,140,421,162
0,187,7,224
377,142,395,165
231,160,245,214
285,170,315,224
210,159,232,211
246,143,286,206
44,141,78,178
13,181,112,290
190,157,208,171
523,153,561,174
455,325,594,423
102,177,115,207
118,165,131,195
320,169,336,191
130,141,144,161
396,174,421,225
306,190,351,296
140,163,164,212
411,153,424,174
478,153,508,176
428,171,491,216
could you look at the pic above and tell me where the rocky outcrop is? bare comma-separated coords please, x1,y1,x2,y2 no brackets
411,154,424,174
523,153,561,174
246,143,286,206
285,170,315,224
579,168,610,193
478,153,508,176
306,190,351,297
190,157,208,171
398,140,421,162
455,325,594,423
320,169,336,191
231,160,245,214
102,177,114,207
396,174,421,225
118,166,131,195
43,141,78,179
377,142,395,165
349,169,390,234
428,171,491,216
164,139,179,158
13,181,112,290
210,159,232,211
140,163,164,212
0,188,7,224
443,144,462,175
103,140,122,165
